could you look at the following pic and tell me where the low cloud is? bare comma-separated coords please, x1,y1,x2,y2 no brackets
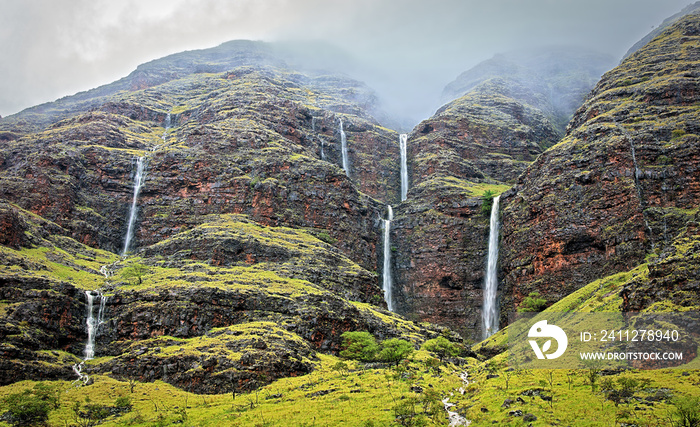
0,0,693,120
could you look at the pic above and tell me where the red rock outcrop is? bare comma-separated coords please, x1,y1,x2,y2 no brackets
499,14,700,318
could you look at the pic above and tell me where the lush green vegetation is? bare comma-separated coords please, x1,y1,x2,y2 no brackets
517,291,548,312
0,352,469,427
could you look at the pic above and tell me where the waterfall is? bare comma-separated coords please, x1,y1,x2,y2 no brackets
482,195,500,339
72,363,89,386
340,119,349,177
73,290,107,385
320,138,326,160
616,122,655,250
84,290,107,360
122,157,146,256
162,113,171,142
382,205,394,311
400,134,408,201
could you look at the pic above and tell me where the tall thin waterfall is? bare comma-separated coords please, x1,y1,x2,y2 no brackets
162,113,171,142
400,134,408,201
73,290,107,385
83,290,107,360
383,205,394,311
340,119,349,177
122,157,146,256
482,195,500,339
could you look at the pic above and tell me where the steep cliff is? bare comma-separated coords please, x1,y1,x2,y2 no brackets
389,47,612,339
500,13,700,318
0,42,422,393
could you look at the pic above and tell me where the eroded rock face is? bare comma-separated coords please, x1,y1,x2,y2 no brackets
411,78,561,185
0,65,399,271
0,44,415,393
499,14,700,316
0,191,448,393
388,58,565,340
391,185,488,339
621,214,700,312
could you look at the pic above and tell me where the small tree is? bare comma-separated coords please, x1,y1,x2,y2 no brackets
378,338,414,367
586,367,600,392
422,337,460,362
121,262,149,285
340,331,379,362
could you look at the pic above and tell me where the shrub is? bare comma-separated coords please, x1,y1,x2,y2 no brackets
316,231,336,245
32,382,61,409
518,291,548,312
670,396,700,427
671,129,686,140
332,361,349,376
1,389,52,426
120,262,149,285
422,337,460,362
339,331,378,362
114,395,132,409
378,338,414,367
481,190,495,217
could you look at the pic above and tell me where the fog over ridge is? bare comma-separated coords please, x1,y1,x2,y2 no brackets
0,0,694,124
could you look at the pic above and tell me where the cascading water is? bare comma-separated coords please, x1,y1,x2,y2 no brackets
84,290,107,360
400,134,408,201
161,113,171,142
339,119,349,177
482,195,500,339
73,290,108,385
122,157,146,256
382,205,394,311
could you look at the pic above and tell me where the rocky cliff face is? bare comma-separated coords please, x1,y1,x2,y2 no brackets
499,13,700,318
0,190,445,392
0,42,421,392
388,47,610,339
0,63,400,269
1,11,698,394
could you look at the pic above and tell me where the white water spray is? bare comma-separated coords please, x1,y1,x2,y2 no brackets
84,290,107,360
382,205,394,311
72,363,89,386
340,119,349,177
161,113,171,142
441,372,471,426
122,157,146,256
482,195,500,339
73,290,107,385
400,134,408,201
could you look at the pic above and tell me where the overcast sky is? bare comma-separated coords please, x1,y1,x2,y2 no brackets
0,0,694,120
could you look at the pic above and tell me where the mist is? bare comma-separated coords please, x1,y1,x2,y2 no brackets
0,0,694,124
